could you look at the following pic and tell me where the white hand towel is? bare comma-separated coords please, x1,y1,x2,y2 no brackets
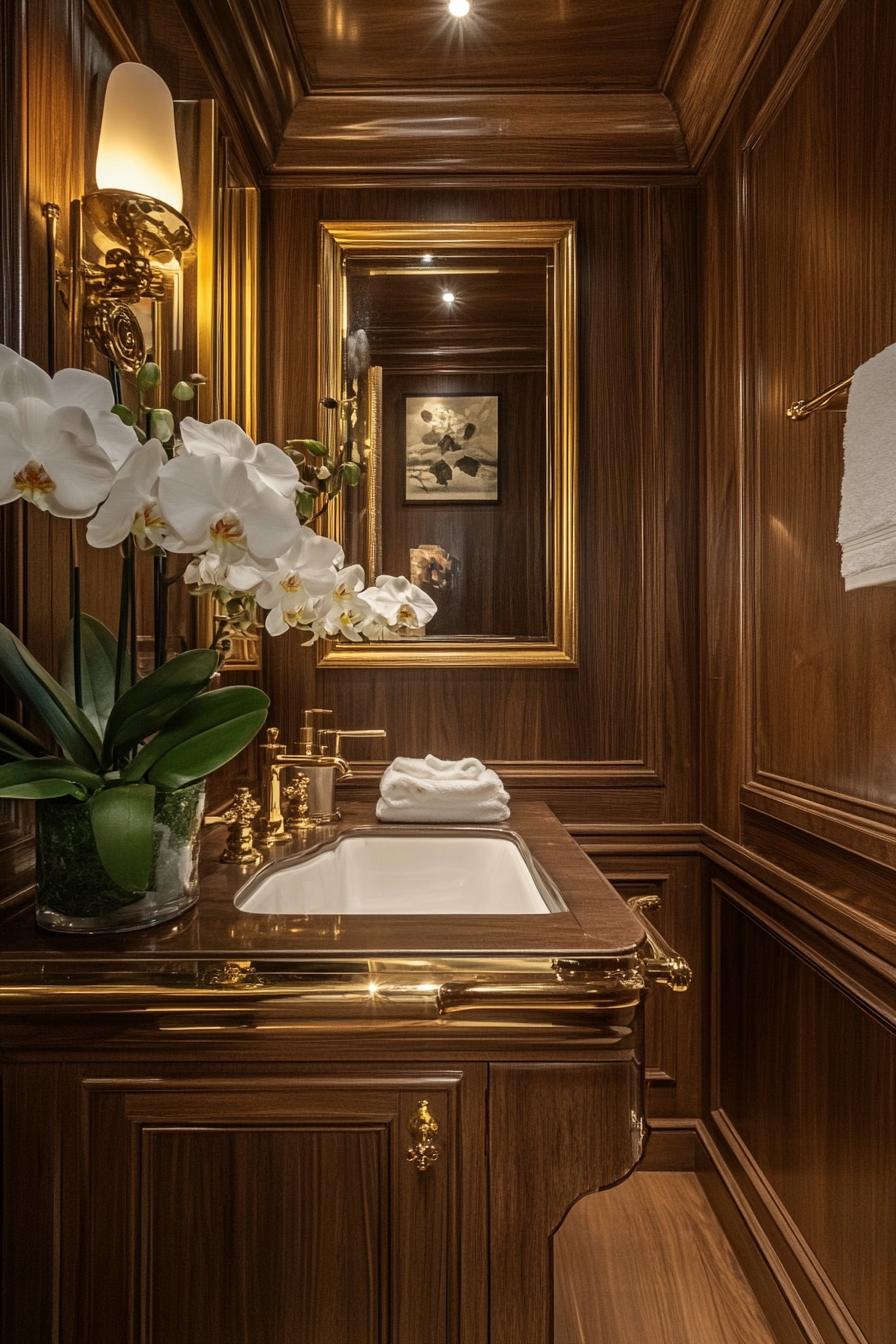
838,342,896,589
376,754,510,823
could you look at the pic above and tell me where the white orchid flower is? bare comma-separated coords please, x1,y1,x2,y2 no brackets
329,564,367,606
313,589,375,643
362,574,438,634
262,575,337,636
178,416,299,499
250,541,341,637
0,399,119,517
0,343,138,470
358,613,403,641
183,550,231,591
86,441,169,549
157,453,302,561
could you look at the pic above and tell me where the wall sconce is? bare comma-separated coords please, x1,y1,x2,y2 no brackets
45,63,195,377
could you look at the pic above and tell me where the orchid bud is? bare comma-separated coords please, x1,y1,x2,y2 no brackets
137,362,161,391
150,408,175,441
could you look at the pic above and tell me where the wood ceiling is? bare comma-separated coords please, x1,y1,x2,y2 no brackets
173,0,793,181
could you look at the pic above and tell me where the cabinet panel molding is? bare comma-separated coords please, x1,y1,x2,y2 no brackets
79,1072,470,1344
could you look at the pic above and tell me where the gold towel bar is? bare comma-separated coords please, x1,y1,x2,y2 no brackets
786,373,853,420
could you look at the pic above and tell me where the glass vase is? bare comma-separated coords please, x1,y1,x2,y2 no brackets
35,781,205,933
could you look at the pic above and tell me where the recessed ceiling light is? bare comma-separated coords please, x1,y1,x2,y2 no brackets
442,291,455,303
422,254,433,263
448,0,470,15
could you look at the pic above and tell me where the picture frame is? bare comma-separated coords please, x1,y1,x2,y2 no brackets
404,393,500,503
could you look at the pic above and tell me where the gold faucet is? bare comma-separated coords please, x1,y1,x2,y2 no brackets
256,727,291,847
258,711,387,830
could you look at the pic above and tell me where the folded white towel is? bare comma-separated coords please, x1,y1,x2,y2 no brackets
376,754,510,823
838,342,896,589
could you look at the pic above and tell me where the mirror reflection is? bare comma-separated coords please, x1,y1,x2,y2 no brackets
318,223,577,667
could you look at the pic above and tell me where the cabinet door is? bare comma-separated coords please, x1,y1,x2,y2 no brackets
77,1071,480,1344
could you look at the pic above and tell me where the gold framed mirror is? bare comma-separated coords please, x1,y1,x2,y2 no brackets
317,221,577,668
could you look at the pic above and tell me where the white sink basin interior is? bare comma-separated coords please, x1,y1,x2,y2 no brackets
235,827,566,916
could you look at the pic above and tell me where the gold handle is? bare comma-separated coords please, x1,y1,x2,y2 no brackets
406,1098,441,1171
320,728,387,781
626,894,692,991
204,787,263,865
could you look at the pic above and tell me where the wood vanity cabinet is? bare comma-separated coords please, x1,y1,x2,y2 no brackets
3,1042,643,1343
0,805,674,1344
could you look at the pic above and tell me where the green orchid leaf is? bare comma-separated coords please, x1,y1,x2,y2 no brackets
122,686,269,783
102,648,220,766
0,757,104,799
296,438,329,457
0,712,46,760
0,623,102,770
60,614,121,738
0,779,88,800
89,783,156,892
146,706,269,791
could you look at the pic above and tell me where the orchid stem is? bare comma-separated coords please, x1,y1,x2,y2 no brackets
69,520,83,708
115,541,130,701
71,566,83,709
153,554,168,668
128,543,138,687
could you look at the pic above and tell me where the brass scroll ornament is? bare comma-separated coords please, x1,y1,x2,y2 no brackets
406,1099,441,1172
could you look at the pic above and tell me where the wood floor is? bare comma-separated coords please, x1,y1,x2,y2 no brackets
553,1172,778,1344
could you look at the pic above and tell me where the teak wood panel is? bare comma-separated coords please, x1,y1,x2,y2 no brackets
79,1073,472,1344
743,0,896,823
593,855,705,1120
488,1060,643,1344
714,890,896,1343
260,187,699,824
275,92,691,178
285,0,685,94
701,0,896,878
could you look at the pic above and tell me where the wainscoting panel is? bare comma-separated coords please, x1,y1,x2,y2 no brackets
713,881,896,1343
260,185,699,825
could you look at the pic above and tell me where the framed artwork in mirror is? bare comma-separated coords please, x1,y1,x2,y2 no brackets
317,220,577,668
405,394,499,503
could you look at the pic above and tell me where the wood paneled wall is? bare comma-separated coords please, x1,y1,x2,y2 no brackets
0,0,254,895
260,185,700,825
701,0,896,1337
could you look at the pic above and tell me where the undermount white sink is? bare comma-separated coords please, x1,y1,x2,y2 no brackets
234,826,566,916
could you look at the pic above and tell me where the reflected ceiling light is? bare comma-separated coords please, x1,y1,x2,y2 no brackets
422,254,433,263
448,0,470,14
442,291,455,303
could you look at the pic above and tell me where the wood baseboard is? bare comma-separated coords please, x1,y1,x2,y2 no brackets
641,1117,865,1344
703,1112,868,1344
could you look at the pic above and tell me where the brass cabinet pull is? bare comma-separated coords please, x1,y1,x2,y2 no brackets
626,895,692,991
406,1099,441,1171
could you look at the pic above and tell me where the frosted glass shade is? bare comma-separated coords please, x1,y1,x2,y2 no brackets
95,63,183,212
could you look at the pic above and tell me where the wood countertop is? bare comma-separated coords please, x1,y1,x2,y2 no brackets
0,802,643,966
